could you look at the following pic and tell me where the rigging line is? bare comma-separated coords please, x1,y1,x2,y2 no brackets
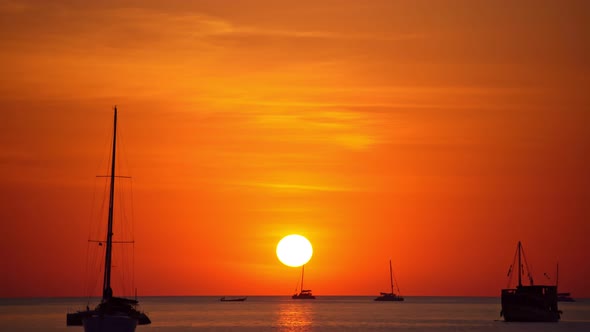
86,174,109,300
129,178,136,293
132,241,136,298
507,243,519,288
87,242,103,300
92,176,109,246
120,179,131,242
85,111,116,300
392,271,402,295
84,175,99,302
520,244,534,285
93,176,110,297
88,244,103,296
294,271,301,293
117,115,135,244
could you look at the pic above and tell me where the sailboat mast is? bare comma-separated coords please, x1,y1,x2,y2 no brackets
102,106,118,300
389,259,394,294
517,241,522,287
301,265,305,291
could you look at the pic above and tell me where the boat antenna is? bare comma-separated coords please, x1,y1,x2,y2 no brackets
102,106,117,301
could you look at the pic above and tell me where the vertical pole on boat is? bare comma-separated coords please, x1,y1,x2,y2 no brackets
389,259,394,295
517,241,522,287
102,106,117,301
301,265,305,291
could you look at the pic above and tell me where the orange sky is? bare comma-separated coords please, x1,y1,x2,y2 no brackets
1,0,589,298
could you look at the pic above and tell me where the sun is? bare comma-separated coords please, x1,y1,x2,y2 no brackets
276,234,313,267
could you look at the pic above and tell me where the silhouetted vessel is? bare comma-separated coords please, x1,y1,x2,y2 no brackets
67,107,151,332
557,293,575,302
556,263,575,302
374,259,404,301
292,265,316,299
500,241,561,322
220,297,247,302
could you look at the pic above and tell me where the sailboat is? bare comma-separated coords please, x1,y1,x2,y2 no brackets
500,241,561,322
292,265,315,299
67,107,151,331
374,259,404,301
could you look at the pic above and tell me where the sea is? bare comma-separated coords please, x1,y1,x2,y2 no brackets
1,296,589,332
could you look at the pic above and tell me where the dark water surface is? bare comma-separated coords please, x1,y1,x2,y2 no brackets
1,296,588,331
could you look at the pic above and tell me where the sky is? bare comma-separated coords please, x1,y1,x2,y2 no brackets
0,0,589,298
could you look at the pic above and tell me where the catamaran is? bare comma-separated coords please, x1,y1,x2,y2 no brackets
374,259,404,301
292,265,315,299
67,107,151,332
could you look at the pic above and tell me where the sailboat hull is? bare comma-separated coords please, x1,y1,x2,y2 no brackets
292,294,316,299
83,315,138,332
374,295,404,301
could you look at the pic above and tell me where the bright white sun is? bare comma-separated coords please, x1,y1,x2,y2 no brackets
276,234,313,267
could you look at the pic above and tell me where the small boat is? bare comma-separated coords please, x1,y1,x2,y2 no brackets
66,107,151,332
292,265,316,299
557,293,575,302
556,263,575,302
220,297,248,302
500,241,561,322
374,259,404,301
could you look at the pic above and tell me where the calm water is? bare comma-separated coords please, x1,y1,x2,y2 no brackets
1,296,589,331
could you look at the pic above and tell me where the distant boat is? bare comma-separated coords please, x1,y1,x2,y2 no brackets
500,241,561,322
292,265,316,299
557,293,575,302
374,259,404,302
66,107,151,331
220,297,247,302
556,263,575,302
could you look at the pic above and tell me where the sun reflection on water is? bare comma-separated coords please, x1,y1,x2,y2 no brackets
276,302,313,331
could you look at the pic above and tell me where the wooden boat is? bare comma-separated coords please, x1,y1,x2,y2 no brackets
500,241,561,322
66,107,151,332
292,265,316,299
374,259,404,301
220,297,248,302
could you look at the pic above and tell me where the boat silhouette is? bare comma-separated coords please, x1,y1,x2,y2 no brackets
556,263,575,302
66,107,151,331
500,241,561,322
374,259,404,301
292,265,315,299
220,296,248,302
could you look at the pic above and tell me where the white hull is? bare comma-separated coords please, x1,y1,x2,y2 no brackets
83,315,138,332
